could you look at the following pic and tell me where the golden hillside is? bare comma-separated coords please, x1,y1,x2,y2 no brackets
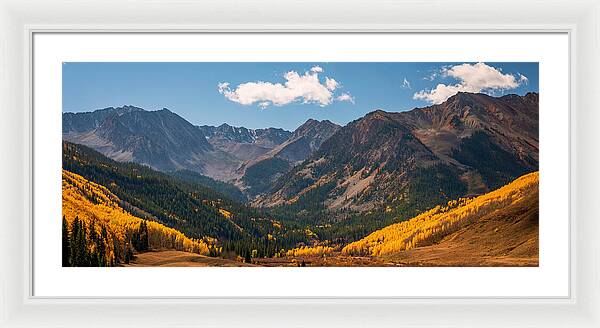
342,172,539,264
62,170,210,266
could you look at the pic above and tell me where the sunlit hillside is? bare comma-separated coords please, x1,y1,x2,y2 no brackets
62,170,210,266
342,172,539,257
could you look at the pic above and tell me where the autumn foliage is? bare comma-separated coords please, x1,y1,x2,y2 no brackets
342,172,539,256
285,245,334,257
62,170,210,266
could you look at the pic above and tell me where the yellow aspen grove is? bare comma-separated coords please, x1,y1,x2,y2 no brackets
62,170,210,266
342,172,539,256
285,245,334,257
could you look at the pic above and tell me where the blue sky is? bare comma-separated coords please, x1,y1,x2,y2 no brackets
63,62,538,131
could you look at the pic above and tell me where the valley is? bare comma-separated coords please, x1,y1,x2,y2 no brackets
62,92,539,267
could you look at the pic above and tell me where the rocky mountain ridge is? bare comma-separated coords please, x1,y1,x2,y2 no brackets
254,92,539,217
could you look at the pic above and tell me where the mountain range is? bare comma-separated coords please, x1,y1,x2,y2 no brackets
63,92,538,218
256,92,538,217
63,106,340,193
62,92,539,266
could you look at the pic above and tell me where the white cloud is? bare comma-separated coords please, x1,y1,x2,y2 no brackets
414,84,466,105
218,67,350,108
414,62,526,104
402,78,411,89
217,82,230,93
424,71,438,81
337,93,355,104
325,77,339,91
519,74,529,84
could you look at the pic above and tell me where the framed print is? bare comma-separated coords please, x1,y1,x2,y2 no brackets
32,33,568,298
1,0,599,327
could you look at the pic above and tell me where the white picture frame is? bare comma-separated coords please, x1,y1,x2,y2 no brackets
1,0,598,327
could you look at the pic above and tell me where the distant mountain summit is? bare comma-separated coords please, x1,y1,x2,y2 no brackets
198,123,291,148
62,106,294,181
64,107,213,172
255,92,539,217
63,105,143,134
399,92,538,187
273,119,341,163
196,123,292,165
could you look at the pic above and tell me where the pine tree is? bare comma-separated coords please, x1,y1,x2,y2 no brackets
124,241,132,264
88,220,99,267
62,216,71,266
70,216,92,266
139,220,149,251
98,225,108,267
70,216,82,266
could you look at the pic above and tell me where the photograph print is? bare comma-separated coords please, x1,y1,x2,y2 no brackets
61,62,539,267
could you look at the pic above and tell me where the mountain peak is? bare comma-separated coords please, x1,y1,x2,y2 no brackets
62,105,145,134
364,109,394,122
447,91,486,102
293,118,341,137
297,118,320,129
440,92,500,113
105,105,145,116
121,105,144,111
524,92,539,102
